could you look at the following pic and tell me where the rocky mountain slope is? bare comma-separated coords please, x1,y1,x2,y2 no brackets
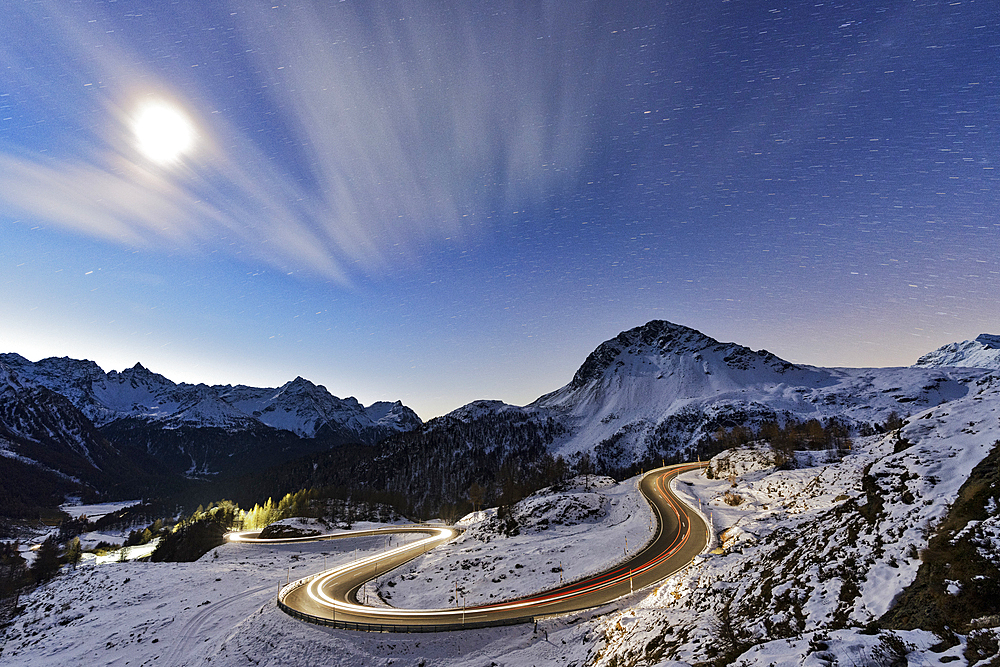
533,321,988,462
397,321,989,477
0,364,170,518
914,333,1000,370
279,321,992,518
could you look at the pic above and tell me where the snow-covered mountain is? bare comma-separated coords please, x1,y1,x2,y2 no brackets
216,376,420,440
6,370,999,665
0,353,421,443
0,363,166,516
516,320,986,465
913,333,1000,369
304,320,993,511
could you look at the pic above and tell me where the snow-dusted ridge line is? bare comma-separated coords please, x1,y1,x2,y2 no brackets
232,464,708,632
0,353,421,439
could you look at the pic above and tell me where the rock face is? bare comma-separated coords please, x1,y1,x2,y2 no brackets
913,334,1000,370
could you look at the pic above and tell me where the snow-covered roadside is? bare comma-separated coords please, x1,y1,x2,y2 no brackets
1,477,669,667
591,373,1000,666
1,530,419,666
369,475,658,609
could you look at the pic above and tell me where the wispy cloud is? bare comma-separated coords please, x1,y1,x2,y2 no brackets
0,1,623,282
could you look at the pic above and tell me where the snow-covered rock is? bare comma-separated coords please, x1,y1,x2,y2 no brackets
914,333,1000,369
258,517,330,539
706,444,781,479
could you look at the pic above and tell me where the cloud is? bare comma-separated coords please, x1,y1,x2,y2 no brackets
0,1,626,281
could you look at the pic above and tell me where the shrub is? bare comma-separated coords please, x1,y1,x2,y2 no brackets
723,490,744,506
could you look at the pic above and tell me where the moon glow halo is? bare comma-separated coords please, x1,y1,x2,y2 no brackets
132,101,196,165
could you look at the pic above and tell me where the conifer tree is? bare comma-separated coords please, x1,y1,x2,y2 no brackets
30,536,61,582
64,537,83,569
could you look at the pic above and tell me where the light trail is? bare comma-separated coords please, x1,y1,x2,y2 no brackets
230,462,708,631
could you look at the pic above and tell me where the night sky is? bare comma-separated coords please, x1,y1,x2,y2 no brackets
2,1,998,419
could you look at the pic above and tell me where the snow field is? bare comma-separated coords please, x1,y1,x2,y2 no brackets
2,492,657,667
2,530,420,666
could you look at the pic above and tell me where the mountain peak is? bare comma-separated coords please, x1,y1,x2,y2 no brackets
975,334,1000,349
568,320,792,389
570,321,707,388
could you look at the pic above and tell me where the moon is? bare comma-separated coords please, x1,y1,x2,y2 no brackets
132,101,196,165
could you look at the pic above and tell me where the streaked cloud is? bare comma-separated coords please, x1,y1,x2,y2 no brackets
0,1,623,282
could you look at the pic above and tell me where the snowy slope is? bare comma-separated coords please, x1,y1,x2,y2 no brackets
5,369,996,666
93,364,256,430
371,476,655,609
0,363,167,508
0,353,115,424
0,508,648,667
914,333,1000,369
591,371,1000,666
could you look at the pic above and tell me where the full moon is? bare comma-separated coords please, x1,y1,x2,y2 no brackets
132,101,196,164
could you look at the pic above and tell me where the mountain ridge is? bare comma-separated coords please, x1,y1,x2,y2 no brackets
913,333,1000,370
0,353,422,443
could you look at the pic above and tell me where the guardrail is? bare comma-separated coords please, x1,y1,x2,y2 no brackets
276,595,534,633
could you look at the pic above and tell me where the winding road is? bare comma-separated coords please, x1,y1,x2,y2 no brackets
228,462,708,632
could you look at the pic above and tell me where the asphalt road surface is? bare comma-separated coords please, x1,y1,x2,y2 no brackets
231,462,709,631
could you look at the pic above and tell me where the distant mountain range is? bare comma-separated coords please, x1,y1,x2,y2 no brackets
0,365,173,519
2,321,997,520
0,355,421,518
0,354,421,438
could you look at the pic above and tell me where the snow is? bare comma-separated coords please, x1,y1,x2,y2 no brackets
370,475,657,609
4,368,998,666
3,355,422,440
590,372,1000,666
460,320,994,466
914,333,1000,369
0,524,602,666
60,499,141,521
4,328,1000,665
725,628,965,667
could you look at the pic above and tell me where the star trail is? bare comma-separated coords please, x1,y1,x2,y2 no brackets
1,1,997,418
